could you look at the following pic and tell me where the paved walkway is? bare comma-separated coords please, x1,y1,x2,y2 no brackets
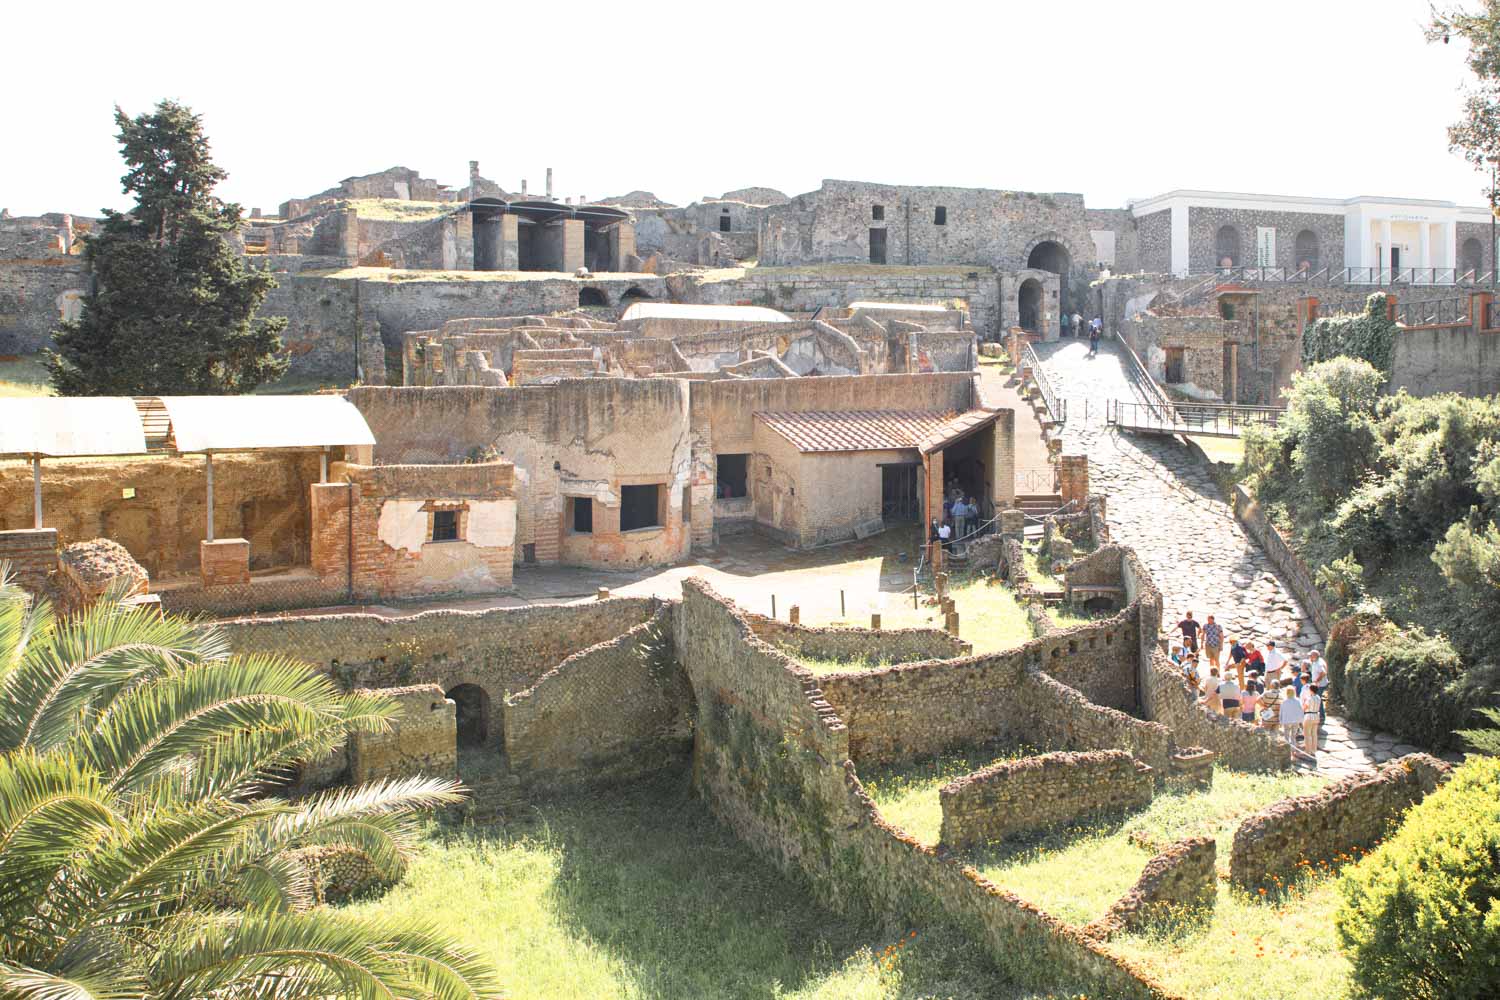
976,360,1054,494
1035,338,1439,778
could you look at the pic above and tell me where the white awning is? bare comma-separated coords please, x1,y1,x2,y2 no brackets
0,398,148,458
161,396,376,452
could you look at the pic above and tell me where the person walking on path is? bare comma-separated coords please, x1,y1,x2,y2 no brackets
1088,321,1101,357
1307,650,1328,722
1301,683,1322,752
1279,684,1305,747
1177,611,1201,654
1202,615,1224,668
1071,311,1083,342
1060,313,1071,338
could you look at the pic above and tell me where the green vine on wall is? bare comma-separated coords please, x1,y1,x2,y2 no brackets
1302,293,1398,376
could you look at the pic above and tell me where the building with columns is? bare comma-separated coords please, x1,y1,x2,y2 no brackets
1130,189,1497,282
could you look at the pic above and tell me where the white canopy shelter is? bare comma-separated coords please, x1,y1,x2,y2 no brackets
0,398,150,529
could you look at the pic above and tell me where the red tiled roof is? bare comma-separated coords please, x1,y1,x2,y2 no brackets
755,409,988,453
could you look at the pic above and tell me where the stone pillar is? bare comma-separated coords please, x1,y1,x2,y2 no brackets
310,482,354,582
992,410,1015,511
499,214,519,270
342,208,360,260
454,211,474,270
1058,455,1089,508
1000,508,1025,538
1228,343,1239,404
562,218,586,273
1473,291,1493,333
442,337,466,386
609,222,636,272
200,539,251,587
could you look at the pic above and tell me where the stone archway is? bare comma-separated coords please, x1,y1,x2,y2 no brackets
446,683,492,747
1018,278,1043,334
1024,235,1075,315
578,287,609,307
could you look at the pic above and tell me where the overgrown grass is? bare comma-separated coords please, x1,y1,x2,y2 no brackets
343,198,457,222
0,354,53,397
1048,605,1111,630
344,775,1064,1000
795,653,880,675
834,572,1030,655
860,744,1039,845
1022,546,1061,590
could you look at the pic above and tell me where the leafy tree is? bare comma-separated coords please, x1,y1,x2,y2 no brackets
0,570,500,999
1430,2,1500,206
46,101,288,395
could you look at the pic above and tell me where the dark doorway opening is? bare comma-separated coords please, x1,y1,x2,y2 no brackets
869,228,887,264
1390,246,1401,273
1165,347,1186,384
719,211,732,232
447,684,491,748
1027,240,1071,314
578,287,608,307
1018,278,1042,333
570,496,593,533
881,464,919,521
621,484,662,531
474,217,501,271
1463,237,1484,278
717,453,748,499
621,286,652,304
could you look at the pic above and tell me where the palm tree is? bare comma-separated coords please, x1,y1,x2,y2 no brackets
0,568,501,999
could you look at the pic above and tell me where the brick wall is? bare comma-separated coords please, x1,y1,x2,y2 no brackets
0,528,57,594
1228,754,1451,889
348,683,457,783
503,605,691,786
938,750,1154,849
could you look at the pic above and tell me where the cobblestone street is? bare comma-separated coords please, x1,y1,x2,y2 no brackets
1036,338,1440,777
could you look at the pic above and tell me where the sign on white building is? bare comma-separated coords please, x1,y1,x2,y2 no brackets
1256,227,1276,268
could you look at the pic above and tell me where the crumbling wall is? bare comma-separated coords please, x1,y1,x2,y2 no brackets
347,683,457,783
938,750,1154,849
673,579,1174,999
0,260,90,354
1085,838,1217,940
744,614,970,664
503,605,691,786
1228,754,1452,888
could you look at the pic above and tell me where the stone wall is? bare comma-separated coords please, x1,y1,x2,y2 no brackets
503,605,692,786
938,750,1154,849
745,614,970,664
1389,322,1500,397
216,598,662,735
1186,207,1345,274
347,683,457,783
1022,669,1172,776
673,579,1175,999
0,259,89,354
1085,838,1217,940
1232,484,1330,636
1228,754,1452,889
0,528,57,594
0,452,321,579
1135,211,1171,274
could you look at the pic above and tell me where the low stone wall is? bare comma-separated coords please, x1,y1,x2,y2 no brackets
1232,485,1330,636
675,579,1178,999
503,605,692,786
1022,670,1172,776
1085,837,1217,940
939,750,1154,849
745,614,970,665
347,684,457,784
1228,753,1452,889
0,528,57,595
217,598,661,729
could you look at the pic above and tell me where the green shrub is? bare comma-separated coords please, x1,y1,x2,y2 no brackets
1335,756,1500,999
1325,611,1397,704
1344,628,1499,750
1302,293,1398,374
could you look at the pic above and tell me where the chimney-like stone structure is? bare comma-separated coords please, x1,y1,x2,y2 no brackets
546,167,553,200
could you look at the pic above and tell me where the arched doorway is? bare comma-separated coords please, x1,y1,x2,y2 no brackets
1462,237,1484,279
1295,230,1319,273
446,684,491,748
578,287,609,307
1027,240,1071,315
620,286,652,304
1215,225,1241,269
1018,278,1042,334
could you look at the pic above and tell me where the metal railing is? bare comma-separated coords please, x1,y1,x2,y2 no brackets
1020,342,1067,425
1395,296,1470,327
1108,399,1283,438
1112,332,1175,420
1184,265,1493,287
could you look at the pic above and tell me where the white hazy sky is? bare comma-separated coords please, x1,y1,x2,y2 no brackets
2,0,1490,218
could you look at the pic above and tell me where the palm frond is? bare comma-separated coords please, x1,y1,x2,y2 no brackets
0,569,56,694
0,959,143,1000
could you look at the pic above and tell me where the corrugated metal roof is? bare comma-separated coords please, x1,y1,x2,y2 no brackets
0,398,148,458
621,302,790,324
162,396,376,452
755,410,959,453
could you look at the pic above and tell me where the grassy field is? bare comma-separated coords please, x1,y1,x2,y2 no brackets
816,572,1032,655
344,776,1077,1000
0,354,53,397
861,753,1345,999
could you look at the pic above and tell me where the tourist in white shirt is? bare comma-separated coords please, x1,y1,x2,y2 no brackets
1307,651,1328,722
1263,641,1287,687
1301,684,1322,752
1278,685,1305,746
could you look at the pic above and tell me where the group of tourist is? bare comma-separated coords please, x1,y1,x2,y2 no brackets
1061,311,1103,357
930,484,987,552
1170,611,1328,758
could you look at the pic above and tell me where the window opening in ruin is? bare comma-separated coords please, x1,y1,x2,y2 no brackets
1220,300,1235,320
934,206,947,226
719,211,731,233
621,286,652,303
1214,225,1241,268
880,463,919,521
446,684,490,748
578,287,608,307
717,453,749,499
570,497,593,533
1463,236,1484,278
872,205,885,221
621,484,662,531
1165,347,1186,384
431,509,459,542
1295,229,1320,273
869,228,887,265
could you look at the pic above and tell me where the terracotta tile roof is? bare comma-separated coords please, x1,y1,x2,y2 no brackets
755,409,978,453
917,408,1000,453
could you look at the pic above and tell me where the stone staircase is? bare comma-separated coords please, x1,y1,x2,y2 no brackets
1016,493,1065,517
